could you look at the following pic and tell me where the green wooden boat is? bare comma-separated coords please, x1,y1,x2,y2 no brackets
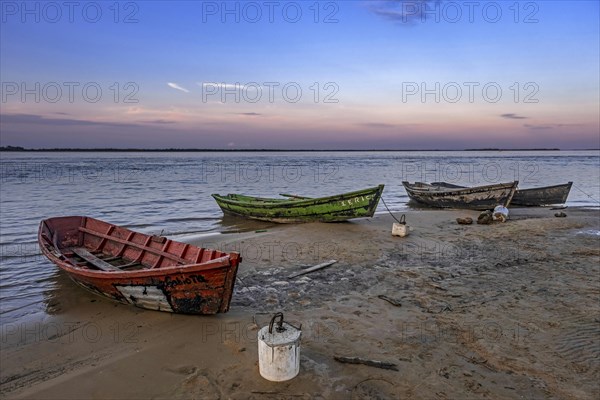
212,185,385,223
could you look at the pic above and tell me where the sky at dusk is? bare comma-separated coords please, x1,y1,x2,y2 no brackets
1,0,599,149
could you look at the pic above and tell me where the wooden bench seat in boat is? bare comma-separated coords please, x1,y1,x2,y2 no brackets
70,247,121,272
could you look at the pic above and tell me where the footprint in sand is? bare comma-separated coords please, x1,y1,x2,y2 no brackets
163,367,220,399
351,378,412,399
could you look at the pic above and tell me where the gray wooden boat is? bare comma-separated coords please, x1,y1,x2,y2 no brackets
511,182,572,206
402,181,518,210
429,181,572,207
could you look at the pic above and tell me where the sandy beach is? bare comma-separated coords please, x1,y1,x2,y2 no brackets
1,208,599,399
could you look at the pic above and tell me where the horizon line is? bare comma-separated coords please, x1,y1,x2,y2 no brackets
2,146,600,152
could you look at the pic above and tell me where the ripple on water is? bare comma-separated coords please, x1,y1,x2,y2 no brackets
576,229,600,236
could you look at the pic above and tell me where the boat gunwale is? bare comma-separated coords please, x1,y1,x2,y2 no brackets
402,181,518,196
425,181,573,194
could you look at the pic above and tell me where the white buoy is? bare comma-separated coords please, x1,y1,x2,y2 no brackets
258,313,302,382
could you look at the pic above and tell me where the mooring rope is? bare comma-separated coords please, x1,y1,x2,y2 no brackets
380,197,403,224
573,184,600,205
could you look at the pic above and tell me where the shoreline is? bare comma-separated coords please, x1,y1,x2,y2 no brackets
1,207,599,399
2,147,583,152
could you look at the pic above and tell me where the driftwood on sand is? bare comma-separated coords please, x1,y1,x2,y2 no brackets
334,356,399,371
288,260,337,279
378,295,402,307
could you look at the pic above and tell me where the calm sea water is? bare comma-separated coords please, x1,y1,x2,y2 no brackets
1,150,599,324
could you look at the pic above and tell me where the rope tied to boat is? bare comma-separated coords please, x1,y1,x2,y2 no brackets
572,184,600,205
380,197,405,225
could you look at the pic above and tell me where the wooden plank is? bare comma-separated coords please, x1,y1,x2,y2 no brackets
78,227,192,265
279,193,311,199
151,239,171,269
91,224,115,253
70,247,121,272
288,260,337,279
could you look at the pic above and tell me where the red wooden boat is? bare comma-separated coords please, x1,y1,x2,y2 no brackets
38,216,241,314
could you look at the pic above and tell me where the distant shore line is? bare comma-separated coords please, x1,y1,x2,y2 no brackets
2,146,596,153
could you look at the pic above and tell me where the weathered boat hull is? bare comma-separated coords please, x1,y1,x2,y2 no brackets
402,181,518,210
212,185,385,223
39,216,240,314
511,182,572,206
429,181,573,207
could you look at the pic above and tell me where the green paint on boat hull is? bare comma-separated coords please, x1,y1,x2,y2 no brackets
212,185,385,223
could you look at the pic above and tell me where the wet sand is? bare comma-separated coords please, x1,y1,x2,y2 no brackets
1,208,599,399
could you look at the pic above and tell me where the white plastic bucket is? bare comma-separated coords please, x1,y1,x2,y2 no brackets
392,215,409,237
493,205,509,222
392,223,409,237
258,313,302,382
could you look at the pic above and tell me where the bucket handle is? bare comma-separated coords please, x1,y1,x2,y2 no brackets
268,312,286,333
399,214,406,225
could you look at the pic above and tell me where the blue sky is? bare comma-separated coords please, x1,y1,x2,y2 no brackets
1,0,599,149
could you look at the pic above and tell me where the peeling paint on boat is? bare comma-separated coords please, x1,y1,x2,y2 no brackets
403,181,518,210
212,185,385,223
115,285,174,312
